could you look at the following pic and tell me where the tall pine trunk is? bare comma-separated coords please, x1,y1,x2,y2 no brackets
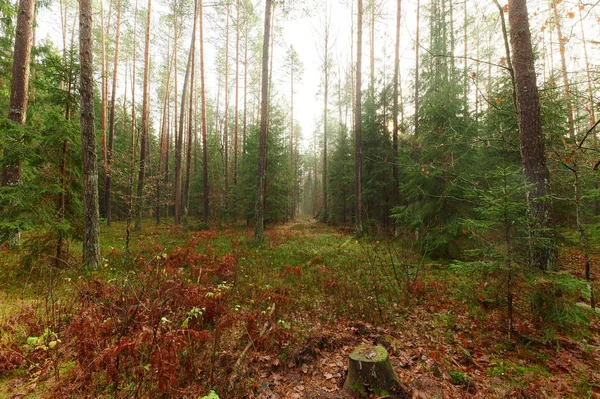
355,0,363,238
103,0,121,226
199,0,209,222
79,0,101,267
508,0,556,271
392,0,401,236
135,0,152,231
254,0,273,243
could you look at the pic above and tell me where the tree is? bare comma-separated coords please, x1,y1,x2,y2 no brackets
3,0,35,188
508,0,555,270
392,0,401,235
199,0,209,221
103,0,122,226
79,0,100,268
254,0,272,243
135,0,152,231
354,0,363,238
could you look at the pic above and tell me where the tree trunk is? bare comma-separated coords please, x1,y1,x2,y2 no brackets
508,0,556,271
224,5,230,201
234,0,240,186
126,0,138,250
254,0,272,243
4,0,35,188
175,20,194,225
104,0,121,226
199,0,209,222
551,0,575,139
392,0,401,236
355,0,363,238
414,0,420,138
135,0,152,231
79,0,101,268
183,0,198,232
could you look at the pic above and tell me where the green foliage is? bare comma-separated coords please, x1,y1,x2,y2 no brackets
199,390,220,399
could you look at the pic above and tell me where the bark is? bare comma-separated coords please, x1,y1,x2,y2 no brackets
200,0,209,221
414,0,420,138
183,0,198,232
234,0,240,186
255,0,272,243
224,5,231,198
157,38,173,225
4,0,35,187
290,51,295,220
392,0,401,235
79,0,101,268
103,0,122,226
135,0,152,231
126,0,138,251
355,0,363,238
578,2,596,145
321,8,331,222
551,0,575,139
175,17,194,225
508,0,556,271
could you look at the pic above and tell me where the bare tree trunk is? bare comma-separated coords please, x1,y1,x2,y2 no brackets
4,0,35,188
103,0,121,226
157,38,173,225
175,24,194,225
508,0,556,271
321,6,332,222
551,0,575,139
290,51,295,220
355,0,363,238
199,0,209,222
183,0,198,232
126,0,138,250
578,2,596,146
234,0,240,186
414,0,420,138
243,21,248,155
224,5,231,200
79,0,100,268
254,0,272,243
100,0,107,151
135,0,152,231
392,0,401,236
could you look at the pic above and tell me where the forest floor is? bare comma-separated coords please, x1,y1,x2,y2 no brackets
1,216,599,398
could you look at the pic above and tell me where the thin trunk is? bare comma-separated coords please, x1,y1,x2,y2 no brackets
79,0,101,268
200,0,209,221
175,28,194,225
234,0,240,186
369,0,374,97
578,2,596,146
157,38,173,225
290,53,295,220
392,0,401,235
100,0,107,143
126,0,138,250
355,0,363,238
135,0,152,231
224,5,230,198
508,0,555,271
183,0,198,232
243,21,248,154
104,0,121,226
551,0,575,139
255,0,272,243
414,0,420,138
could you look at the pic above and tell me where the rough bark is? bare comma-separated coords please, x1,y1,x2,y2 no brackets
234,0,240,186
254,0,272,243
79,0,101,268
4,0,35,187
414,0,420,138
508,0,556,271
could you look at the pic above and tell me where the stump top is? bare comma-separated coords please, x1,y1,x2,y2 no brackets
349,345,389,363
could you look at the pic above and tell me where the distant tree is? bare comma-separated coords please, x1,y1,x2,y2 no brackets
354,0,363,238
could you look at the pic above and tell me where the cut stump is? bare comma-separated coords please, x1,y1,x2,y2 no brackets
343,345,410,398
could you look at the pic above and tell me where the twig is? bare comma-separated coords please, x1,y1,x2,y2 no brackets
228,303,276,391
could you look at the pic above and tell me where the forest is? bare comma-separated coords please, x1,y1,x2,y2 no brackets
1,0,600,397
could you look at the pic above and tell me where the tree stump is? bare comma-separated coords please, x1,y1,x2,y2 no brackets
343,345,410,398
